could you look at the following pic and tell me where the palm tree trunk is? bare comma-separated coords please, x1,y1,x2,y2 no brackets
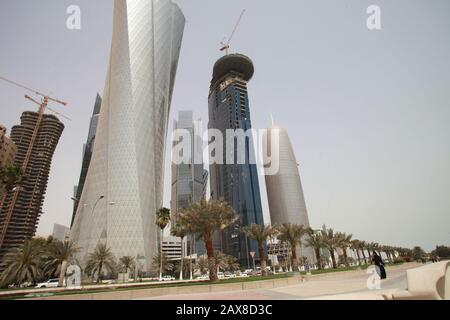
159,228,163,281
97,262,103,283
343,247,349,267
330,248,337,269
179,236,184,281
361,249,367,264
258,244,266,276
205,239,217,282
189,236,193,280
291,246,298,272
314,247,322,270
355,249,361,266
58,260,68,287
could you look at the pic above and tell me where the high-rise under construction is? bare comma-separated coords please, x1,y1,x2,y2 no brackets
0,111,64,270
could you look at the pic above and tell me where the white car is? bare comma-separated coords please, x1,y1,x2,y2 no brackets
160,276,176,282
197,275,209,280
224,272,236,279
35,279,61,288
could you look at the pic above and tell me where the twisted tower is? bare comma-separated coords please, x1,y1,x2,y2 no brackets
70,0,185,271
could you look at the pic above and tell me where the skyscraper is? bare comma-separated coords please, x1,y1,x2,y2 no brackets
208,54,264,266
71,94,102,227
0,112,64,269
263,123,315,263
70,0,185,271
171,111,205,256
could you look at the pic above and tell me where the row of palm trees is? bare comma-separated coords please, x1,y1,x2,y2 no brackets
0,237,79,288
158,199,410,282
0,198,411,287
0,237,147,287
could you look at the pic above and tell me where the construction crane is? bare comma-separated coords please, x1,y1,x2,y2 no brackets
0,76,69,247
220,9,246,55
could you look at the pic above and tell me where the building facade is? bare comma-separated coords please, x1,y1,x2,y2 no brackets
208,54,264,267
71,94,102,226
171,111,206,256
0,112,64,269
0,125,17,168
70,0,185,272
263,124,315,263
52,223,70,242
162,235,183,261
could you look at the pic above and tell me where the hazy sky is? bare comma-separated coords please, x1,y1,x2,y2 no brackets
0,0,449,251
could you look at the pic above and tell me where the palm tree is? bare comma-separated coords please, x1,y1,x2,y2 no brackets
171,221,187,281
336,232,353,267
306,228,325,270
85,243,116,283
178,199,239,282
383,246,394,263
119,256,135,276
277,223,307,272
242,224,275,276
321,226,339,269
151,252,174,275
43,240,79,287
351,239,363,266
214,251,230,274
0,239,43,287
0,164,24,208
359,240,369,264
155,207,170,281
367,242,380,257
195,256,209,275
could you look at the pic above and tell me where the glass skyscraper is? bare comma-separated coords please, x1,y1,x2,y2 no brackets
171,110,206,256
71,93,102,227
208,54,264,267
70,0,185,272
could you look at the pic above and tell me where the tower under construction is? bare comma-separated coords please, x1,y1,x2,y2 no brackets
0,111,64,269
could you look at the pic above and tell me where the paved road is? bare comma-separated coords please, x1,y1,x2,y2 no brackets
142,263,420,300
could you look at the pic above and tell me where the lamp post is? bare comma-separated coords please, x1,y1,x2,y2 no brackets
78,195,105,251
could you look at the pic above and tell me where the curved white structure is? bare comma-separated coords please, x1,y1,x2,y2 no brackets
263,124,315,263
70,0,185,271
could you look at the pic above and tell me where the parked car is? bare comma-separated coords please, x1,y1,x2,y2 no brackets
35,279,61,288
224,272,236,279
101,279,116,285
160,275,176,282
217,272,225,279
196,274,209,280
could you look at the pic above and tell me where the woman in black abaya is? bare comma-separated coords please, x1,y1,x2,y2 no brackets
372,252,387,279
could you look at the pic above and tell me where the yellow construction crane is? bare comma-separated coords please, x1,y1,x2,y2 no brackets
0,76,69,247
220,9,246,55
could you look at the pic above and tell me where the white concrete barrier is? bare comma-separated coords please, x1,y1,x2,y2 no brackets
391,261,450,300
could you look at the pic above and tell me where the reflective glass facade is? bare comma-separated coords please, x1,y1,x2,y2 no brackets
171,111,206,256
71,94,102,227
70,0,185,271
208,54,264,267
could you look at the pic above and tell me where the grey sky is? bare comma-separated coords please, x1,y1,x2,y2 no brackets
0,0,449,251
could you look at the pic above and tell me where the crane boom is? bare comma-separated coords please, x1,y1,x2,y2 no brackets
0,76,69,247
228,9,246,45
220,9,246,55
